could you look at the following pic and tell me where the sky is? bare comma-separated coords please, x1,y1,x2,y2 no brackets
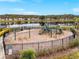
0,0,79,15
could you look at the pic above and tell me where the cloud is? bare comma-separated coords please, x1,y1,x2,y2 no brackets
23,12,38,15
10,11,39,15
0,7,39,15
0,7,25,11
12,8,24,11
73,8,79,12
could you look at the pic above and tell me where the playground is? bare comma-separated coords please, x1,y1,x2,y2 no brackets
3,23,75,56
4,29,73,44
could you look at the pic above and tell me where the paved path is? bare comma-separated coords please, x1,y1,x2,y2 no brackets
0,36,5,59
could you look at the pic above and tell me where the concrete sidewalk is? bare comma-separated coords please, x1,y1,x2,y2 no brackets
0,36,5,59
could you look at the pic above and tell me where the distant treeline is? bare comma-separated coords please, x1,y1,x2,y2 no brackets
0,14,79,20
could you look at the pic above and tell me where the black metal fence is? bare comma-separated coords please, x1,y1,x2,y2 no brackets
5,34,75,55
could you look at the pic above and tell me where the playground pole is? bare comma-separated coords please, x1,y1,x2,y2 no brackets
29,28,31,38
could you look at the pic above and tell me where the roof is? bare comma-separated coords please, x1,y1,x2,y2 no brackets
7,23,41,29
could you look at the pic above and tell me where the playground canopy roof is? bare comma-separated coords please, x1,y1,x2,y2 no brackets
0,25,6,28
7,23,41,29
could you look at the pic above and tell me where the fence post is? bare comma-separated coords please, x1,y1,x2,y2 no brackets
14,29,16,40
69,36,71,47
62,39,64,49
22,41,23,50
29,28,31,38
51,40,53,49
38,42,40,52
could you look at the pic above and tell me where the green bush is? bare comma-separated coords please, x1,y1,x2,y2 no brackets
20,49,36,59
70,28,76,35
70,39,79,48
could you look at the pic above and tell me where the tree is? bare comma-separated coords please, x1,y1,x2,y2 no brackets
70,28,76,38
16,20,21,24
39,16,45,26
55,25,63,34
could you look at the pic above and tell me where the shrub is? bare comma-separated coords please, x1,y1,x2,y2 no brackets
53,51,79,59
20,49,36,59
69,39,79,48
70,28,76,38
37,49,49,56
37,49,53,57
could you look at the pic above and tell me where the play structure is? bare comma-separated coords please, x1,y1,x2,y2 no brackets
39,23,52,36
39,23,63,38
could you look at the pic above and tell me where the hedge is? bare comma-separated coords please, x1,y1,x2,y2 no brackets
0,28,11,37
